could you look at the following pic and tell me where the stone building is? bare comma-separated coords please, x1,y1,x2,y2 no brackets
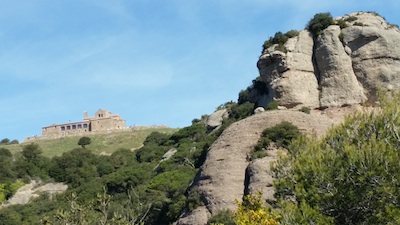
41,109,126,138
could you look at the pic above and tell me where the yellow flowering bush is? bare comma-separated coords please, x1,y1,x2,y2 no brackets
234,192,280,225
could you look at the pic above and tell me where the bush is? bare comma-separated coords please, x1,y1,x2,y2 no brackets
263,30,299,51
229,102,255,120
250,122,300,160
344,16,358,22
353,22,364,26
273,91,400,224
208,209,235,225
266,101,279,110
262,121,300,149
78,136,91,148
299,106,311,114
307,12,334,36
285,30,299,38
234,192,281,225
0,138,10,145
336,19,348,29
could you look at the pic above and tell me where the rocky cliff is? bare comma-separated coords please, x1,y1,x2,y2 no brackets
257,12,400,109
177,12,400,225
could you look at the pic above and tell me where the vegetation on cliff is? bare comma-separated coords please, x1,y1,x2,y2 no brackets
273,91,400,224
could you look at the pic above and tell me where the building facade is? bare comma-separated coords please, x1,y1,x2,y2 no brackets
41,109,126,138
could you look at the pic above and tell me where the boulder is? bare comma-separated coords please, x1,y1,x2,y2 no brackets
176,206,210,225
177,110,342,225
342,20,400,102
245,148,282,202
257,30,319,108
206,109,228,130
315,25,366,107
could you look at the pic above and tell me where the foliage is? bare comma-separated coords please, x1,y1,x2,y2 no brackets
49,148,99,187
0,100,229,224
208,209,235,225
6,128,177,157
143,132,170,146
344,16,358,22
10,139,19,144
78,136,91,148
274,91,400,224
44,189,150,225
266,101,278,110
229,102,255,121
251,122,300,160
170,123,207,143
0,138,10,145
14,143,50,179
263,30,299,51
307,12,334,36
234,192,280,225
238,77,267,105
298,106,311,114
353,22,364,26
335,19,348,29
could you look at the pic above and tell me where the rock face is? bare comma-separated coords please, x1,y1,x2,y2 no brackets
177,12,400,225
206,109,228,130
177,110,343,225
316,25,366,107
3,180,68,207
257,30,319,108
256,12,400,109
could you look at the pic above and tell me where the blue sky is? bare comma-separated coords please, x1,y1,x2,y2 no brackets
1,0,399,141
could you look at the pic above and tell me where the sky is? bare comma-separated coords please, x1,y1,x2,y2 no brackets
1,0,399,141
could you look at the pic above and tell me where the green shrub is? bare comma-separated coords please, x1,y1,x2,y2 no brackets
266,101,279,110
307,12,334,36
229,102,255,120
274,44,287,53
208,209,235,225
263,30,299,51
238,89,250,105
344,16,358,22
274,91,400,224
299,106,311,114
78,136,91,148
336,19,348,29
285,30,299,38
250,121,300,160
187,189,205,211
353,22,364,26
261,121,300,149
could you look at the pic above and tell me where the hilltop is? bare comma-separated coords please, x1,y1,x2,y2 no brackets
6,127,178,157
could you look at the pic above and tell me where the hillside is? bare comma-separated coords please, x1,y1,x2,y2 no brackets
5,127,178,157
177,11,400,224
2,11,400,225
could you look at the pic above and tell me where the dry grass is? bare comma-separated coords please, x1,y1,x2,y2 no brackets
6,127,178,158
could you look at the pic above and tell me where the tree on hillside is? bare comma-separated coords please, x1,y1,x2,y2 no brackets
307,12,334,36
0,138,10,145
78,136,91,148
274,91,400,224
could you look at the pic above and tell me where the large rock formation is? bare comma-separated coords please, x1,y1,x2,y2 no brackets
177,12,400,225
256,12,400,109
177,110,344,225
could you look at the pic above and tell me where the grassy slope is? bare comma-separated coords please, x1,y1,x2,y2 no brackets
6,127,178,158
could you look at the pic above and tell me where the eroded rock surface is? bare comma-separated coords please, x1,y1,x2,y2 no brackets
256,12,400,109
177,110,343,225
